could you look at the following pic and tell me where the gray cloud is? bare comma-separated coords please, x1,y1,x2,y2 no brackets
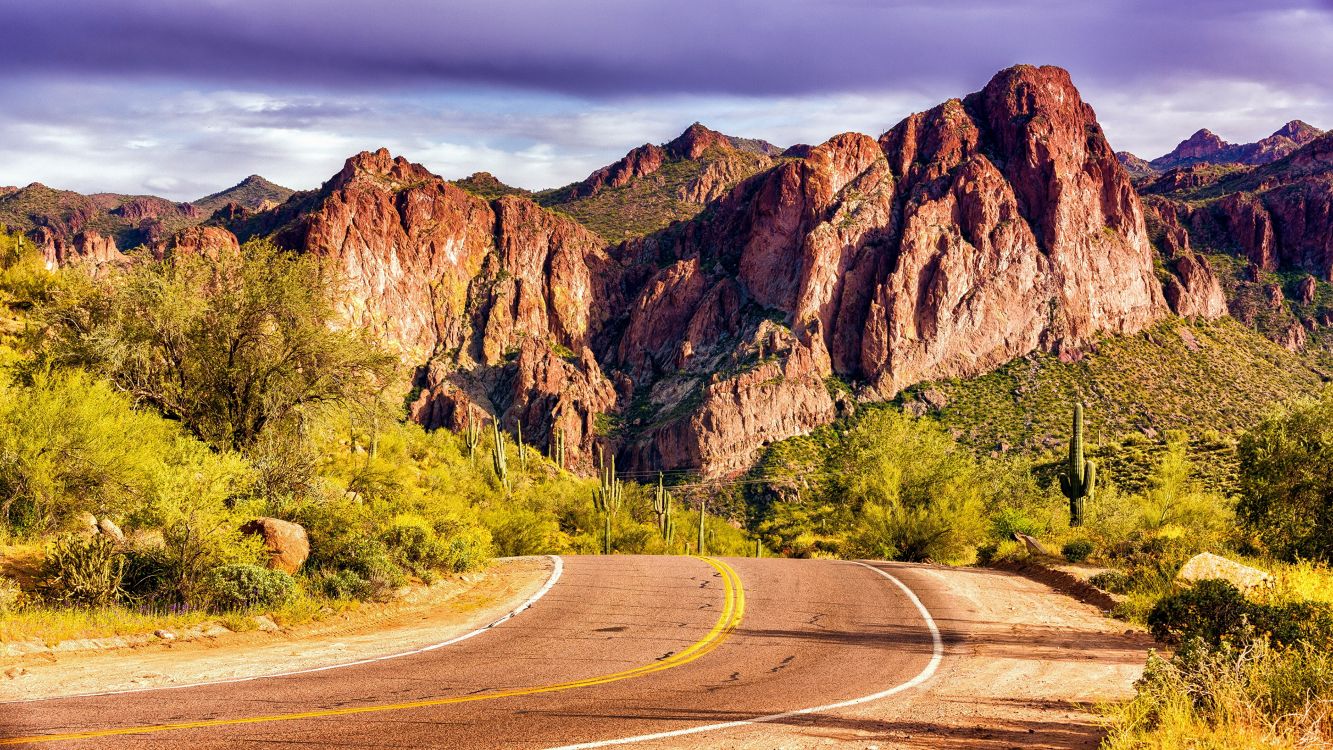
0,1,1330,199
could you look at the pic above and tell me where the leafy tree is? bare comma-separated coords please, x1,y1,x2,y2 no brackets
835,410,985,563
1237,389,1333,561
1135,433,1232,535
35,239,396,452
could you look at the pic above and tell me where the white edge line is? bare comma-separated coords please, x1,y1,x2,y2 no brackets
542,559,943,750
5,555,564,705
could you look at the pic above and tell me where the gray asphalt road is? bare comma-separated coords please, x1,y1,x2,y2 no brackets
1,555,945,749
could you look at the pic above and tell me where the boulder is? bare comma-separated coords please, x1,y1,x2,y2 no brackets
1176,552,1273,591
1014,532,1048,556
95,518,124,543
239,518,309,574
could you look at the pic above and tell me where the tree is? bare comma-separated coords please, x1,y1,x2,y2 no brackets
1236,389,1333,561
36,240,396,452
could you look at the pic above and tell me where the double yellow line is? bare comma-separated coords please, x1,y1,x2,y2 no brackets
3,557,745,746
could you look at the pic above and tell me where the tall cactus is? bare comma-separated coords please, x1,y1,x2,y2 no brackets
1058,402,1097,527
465,409,481,465
551,426,565,470
591,447,624,555
697,500,707,556
652,472,673,541
491,421,510,492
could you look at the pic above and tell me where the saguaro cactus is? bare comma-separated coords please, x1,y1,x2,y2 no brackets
697,500,707,556
550,426,565,470
491,421,510,492
1058,402,1097,527
653,472,673,541
592,448,624,555
465,410,481,465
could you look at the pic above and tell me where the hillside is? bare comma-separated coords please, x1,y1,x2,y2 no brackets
534,123,782,241
192,175,295,215
898,317,1325,455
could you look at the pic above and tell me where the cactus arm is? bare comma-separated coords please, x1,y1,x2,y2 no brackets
1084,460,1096,499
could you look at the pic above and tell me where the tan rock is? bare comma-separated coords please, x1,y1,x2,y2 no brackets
1176,552,1273,591
239,518,309,574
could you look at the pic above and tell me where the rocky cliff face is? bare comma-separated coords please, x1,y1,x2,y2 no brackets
605,65,1167,472
1147,132,1333,281
21,65,1182,477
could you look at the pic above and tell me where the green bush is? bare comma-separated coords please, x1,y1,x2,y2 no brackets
37,535,124,607
1090,570,1132,594
1148,579,1252,645
1061,538,1094,563
1237,388,1333,561
1148,579,1333,649
202,564,296,611
0,576,22,612
988,507,1045,541
313,569,372,600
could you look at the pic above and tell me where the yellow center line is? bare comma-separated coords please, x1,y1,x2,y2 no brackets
3,556,746,746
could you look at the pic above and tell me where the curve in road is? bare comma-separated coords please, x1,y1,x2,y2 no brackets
2,555,941,749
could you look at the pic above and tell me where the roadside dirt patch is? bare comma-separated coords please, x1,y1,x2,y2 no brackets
1,556,552,701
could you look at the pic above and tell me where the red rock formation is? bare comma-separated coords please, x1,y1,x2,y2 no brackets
150,226,240,260
36,228,125,272
237,66,1173,476
574,144,667,197
1164,253,1228,320
611,65,1166,471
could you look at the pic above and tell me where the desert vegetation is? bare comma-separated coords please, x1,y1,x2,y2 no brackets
4,213,1332,746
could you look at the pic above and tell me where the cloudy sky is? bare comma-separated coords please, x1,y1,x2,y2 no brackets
2,0,1330,200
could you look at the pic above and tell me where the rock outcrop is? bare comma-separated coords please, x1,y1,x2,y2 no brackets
1163,253,1228,320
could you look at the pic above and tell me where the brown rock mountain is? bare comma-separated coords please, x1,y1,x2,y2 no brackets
1147,120,1323,172
0,174,292,261
203,64,1171,475
16,65,1206,476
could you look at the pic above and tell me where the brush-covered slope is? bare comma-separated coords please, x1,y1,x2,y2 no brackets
535,123,782,241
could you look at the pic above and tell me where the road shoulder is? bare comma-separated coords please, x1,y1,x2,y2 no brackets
2,555,553,702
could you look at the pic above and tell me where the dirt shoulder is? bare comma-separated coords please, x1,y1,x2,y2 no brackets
2,555,552,702
643,562,1154,750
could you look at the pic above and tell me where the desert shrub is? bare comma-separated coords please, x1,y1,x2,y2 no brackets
1061,538,1094,563
1147,579,1253,645
0,576,22,612
835,410,986,563
1237,388,1333,561
1103,638,1333,749
1148,579,1333,649
381,514,491,575
202,564,296,611
1090,570,1132,594
483,506,564,556
37,535,124,607
989,507,1046,541
1134,437,1233,539
312,569,372,600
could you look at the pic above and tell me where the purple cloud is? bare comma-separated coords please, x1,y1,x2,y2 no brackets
3,0,1329,98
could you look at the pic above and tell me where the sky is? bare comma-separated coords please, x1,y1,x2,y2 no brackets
1,0,1331,201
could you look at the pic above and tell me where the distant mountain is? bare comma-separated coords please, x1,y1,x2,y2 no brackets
452,172,531,200
0,182,200,250
1147,120,1322,172
1116,151,1156,180
193,175,294,216
535,123,784,241
1140,130,1333,353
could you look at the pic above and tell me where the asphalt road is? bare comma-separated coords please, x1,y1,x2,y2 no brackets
1,555,947,749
